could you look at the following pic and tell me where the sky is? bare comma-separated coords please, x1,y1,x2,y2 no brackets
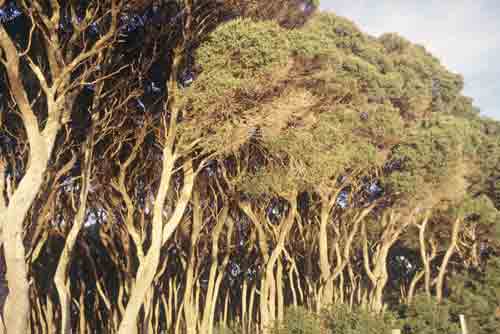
320,0,500,120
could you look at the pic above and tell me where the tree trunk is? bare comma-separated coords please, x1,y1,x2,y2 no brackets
436,218,461,303
2,153,50,334
362,211,411,313
54,140,93,334
0,26,57,334
117,155,194,334
276,260,284,323
261,193,297,333
200,207,228,334
182,191,203,334
418,216,432,298
318,200,334,306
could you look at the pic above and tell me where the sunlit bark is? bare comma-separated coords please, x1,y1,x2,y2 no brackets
362,211,414,313
53,138,93,334
436,218,461,303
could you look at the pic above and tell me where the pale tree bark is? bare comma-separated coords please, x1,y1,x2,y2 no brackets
0,24,53,334
260,192,297,333
459,224,480,268
241,279,249,330
274,202,297,321
248,283,257,334
200,206,229,334
408,236,436,304
116,156,195,333
116,56,202,330
406,212,437,303
207,219,234,334
315,186,347,307
53,136,93,334
418,213,432,298
315,175,363,309
284,251,301,308
182,190,204,334
436,218,461,303
319,204,376,307
407,271,425,304
469,227,480,268
276,259,284,323
0,2,121,332
240,202,271,332
318,198,334,306
362,211,414,313
110,125,149,263
0,161,6,252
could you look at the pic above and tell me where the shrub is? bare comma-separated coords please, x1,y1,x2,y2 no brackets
272,305,397,334
271,306,324,334
447,258,500,334
322,304,396,334
397,295,460,334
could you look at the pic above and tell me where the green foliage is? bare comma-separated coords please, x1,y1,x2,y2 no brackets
241,108,379,195
359,104,405,145
397,295,460,334
271,298,500,334
271,305,396,334
383,115,477,202
494,178,500,210
220,0,320,28
302,13,365,52
454,195,499,228
289,14,462,112
474,122,500,209
271,306,323,334
355,40,395,73
340,55,386,97
448,258,500,334
449,95,480,118
322,304,397,334
186,10,493,211
238,165,302,198
180,18,292,152
196,18,289,79
378,33,411,54
287,12,362,59
166,7,500,334
378,32,463,113
287,28,342,58
187,18,290,117
395,260,500,334
213,322,244,334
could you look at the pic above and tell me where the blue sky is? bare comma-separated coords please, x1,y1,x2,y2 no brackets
320,0,500,120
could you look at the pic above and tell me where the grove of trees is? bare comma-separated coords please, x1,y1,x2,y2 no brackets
0,1,499,333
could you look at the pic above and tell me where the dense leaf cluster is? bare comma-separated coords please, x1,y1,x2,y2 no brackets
185,9,498,210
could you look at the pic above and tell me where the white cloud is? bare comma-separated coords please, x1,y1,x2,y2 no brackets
320,0,500,119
